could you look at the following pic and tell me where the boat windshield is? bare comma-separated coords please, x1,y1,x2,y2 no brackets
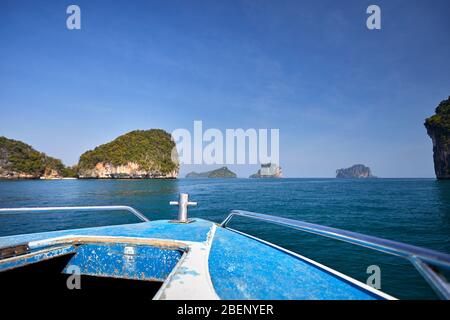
0,206,148,237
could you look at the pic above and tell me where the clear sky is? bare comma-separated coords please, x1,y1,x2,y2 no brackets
1,0,449,177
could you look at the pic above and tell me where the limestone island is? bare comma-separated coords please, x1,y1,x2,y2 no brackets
185,167,236,178
425,96,450,180
0,136,76,179
78,129,178,179
336,164,375,179
249,163,282,178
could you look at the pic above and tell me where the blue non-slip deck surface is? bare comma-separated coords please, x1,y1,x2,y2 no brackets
64,243,182,281
208,227,378,300
0,219,213,248
0,218,382,299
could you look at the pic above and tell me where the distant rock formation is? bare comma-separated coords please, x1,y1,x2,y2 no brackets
186,167,237,178
249,163,282,178
0,136,69,179
336,164,375,179
78,129,178,179
425,96,450,180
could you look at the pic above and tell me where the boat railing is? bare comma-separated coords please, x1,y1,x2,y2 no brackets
0,206,149,222
220,210,450,299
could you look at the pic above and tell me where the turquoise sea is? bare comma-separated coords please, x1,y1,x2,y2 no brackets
0,178,449,299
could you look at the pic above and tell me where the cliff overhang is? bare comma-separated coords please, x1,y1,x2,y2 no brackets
425,96,450,180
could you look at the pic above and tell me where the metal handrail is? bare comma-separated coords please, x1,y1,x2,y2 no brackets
0,206,149,222
221,210,450,299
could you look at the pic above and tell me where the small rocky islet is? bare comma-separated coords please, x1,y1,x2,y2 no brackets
249,163,282,178
336,164,375,179
185,167,237,178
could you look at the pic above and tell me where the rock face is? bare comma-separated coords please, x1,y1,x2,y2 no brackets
425,97,450,180
186,167,236,178
79,162,178,179
0,136,67,179
336,164,375,179
78,129,178,179
249,163,282,178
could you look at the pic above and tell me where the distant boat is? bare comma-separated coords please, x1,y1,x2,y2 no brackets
0,193,449,300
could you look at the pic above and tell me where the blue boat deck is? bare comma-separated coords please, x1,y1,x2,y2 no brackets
0,218,390,300
210,227,379,299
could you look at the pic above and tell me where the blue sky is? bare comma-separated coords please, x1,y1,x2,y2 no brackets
0,0,449,177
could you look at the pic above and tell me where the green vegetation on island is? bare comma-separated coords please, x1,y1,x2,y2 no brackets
0,136,71,178
425,96,450,179
78,129,178,178
186,167,237,178
425,97,450,137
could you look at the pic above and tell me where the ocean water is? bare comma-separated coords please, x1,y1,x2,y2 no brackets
0,178,449,299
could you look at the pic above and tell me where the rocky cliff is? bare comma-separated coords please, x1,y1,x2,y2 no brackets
249,163,282,178
0,136,68,179
425,97,450,180
79,161,177,179
186,167,236,178
78,129,178,179
336,164,375,179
